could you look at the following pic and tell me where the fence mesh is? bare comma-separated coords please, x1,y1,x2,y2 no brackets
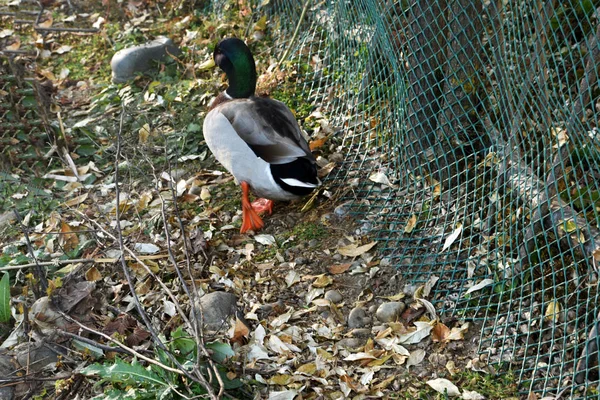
251,0,600,397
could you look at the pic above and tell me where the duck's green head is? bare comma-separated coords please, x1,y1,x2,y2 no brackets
214,38,257,99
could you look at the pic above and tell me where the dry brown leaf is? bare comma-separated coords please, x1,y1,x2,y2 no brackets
404,214,417,233
63,193,88,207
139,123,151,144
231,318,250,345
297,362,317,375
38,16,53,28
312,274,333,288
85,266,102,282
329,263,352,274
318,161,336,178
268,374,292,385
544,300,561,323
373,375,396,390
431,321,450,342
6,38,20,51
338,241,377,257
59,221,79,251
309,135,330,151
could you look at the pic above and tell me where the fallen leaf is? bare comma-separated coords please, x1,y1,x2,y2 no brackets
230,318,249,345
426,378,460,397
85,266,102,282
398,321,433,344
369,171,396,188
285,270,301,287
297,362,317,375
254,234,276,246
404,214,417,233
309,135,329,151
406,348,426,369
329,263,351,274
442,224,463,251
344,352,377,361
463,278,494,296
269,374,292,385
462,390,486,400
544,299,561,323
447,322,469,341
62,193,88,207
267,390,297,400
432,322,450,342
312,274,333,288
338,241,377,257
134,243,160,254
54,45,72,54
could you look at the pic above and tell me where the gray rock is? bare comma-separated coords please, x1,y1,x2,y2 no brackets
350,328,371,338
334,202,352,217
332,254,342,261
191,291,240,331
308,239,319,248
294,257,308,265
324,290,343,304
0,354,15,399
376,301,406,322
347,307,370,328
15,342,63,373
111,37,181,83
0,211,16,232
335,338,364,350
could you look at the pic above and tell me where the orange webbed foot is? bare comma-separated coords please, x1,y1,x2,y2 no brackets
251,198,274,215
240,182,265,233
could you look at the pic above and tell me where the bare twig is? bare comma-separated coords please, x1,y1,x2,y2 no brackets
278,0,311,67
112,106,217,399
12,209,48,296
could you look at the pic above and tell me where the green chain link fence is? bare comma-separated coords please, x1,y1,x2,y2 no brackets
242,0,600,397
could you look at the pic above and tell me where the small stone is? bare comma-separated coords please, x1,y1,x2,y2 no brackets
191,291,239,331
350,328,371,338
332,254,342,261
308,239,319,248
376,301,406,322
0,355,15,399
347,307,371,328
111,37,182,83
335,338,364,350
294,257,307,265
334,202,352,217
368,304,378,314
324,289,343,303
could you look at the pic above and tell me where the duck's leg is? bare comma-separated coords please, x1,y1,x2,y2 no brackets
240,181,264,233
251,198,274,215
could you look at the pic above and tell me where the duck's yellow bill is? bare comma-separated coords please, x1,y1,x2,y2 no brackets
198,58,216,71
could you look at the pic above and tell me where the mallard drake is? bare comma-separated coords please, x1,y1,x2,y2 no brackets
203,38,319,233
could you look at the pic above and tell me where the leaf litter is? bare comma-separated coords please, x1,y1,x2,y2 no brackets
0,1,505,398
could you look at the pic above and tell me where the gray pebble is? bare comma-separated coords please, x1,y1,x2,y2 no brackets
294,257,307,265
332,254,342,261
308,239,319,248
376,301,406,322
111,37,181,83
335,338,364,350
324,289,343,303
350,328,371,338
347,307,371,328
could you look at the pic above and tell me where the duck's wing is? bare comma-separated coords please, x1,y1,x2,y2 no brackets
215,97,314,165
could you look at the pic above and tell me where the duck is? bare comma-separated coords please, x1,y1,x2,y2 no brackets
203,38,319,233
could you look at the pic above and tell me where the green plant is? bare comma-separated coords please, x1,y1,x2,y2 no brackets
82,327,245,399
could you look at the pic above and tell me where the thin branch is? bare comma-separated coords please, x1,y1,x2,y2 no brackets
112,106,217,399
277,0,310,67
